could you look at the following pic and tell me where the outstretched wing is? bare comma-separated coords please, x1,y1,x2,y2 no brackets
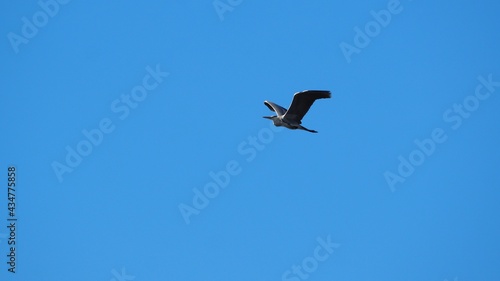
264,101,287,116
284,90,331,123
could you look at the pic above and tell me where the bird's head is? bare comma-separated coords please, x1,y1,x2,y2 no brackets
263,116,276,120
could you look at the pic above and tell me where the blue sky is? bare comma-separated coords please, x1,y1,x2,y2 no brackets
1,0,500,280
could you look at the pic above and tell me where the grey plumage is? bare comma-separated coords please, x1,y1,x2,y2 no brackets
263,90,331,133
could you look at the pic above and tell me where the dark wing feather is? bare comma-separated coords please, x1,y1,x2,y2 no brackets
284,90,331,123
264,101,287,116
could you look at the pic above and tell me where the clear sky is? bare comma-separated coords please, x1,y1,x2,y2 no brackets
1,0,500,280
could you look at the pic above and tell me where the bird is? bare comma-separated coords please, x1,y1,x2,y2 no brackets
263,90,331,133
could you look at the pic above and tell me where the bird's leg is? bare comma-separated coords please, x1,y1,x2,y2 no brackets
299,125,318,133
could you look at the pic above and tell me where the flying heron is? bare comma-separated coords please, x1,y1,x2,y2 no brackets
263,90,331,133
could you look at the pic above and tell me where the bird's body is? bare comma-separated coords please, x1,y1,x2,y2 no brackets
263,90,331,133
